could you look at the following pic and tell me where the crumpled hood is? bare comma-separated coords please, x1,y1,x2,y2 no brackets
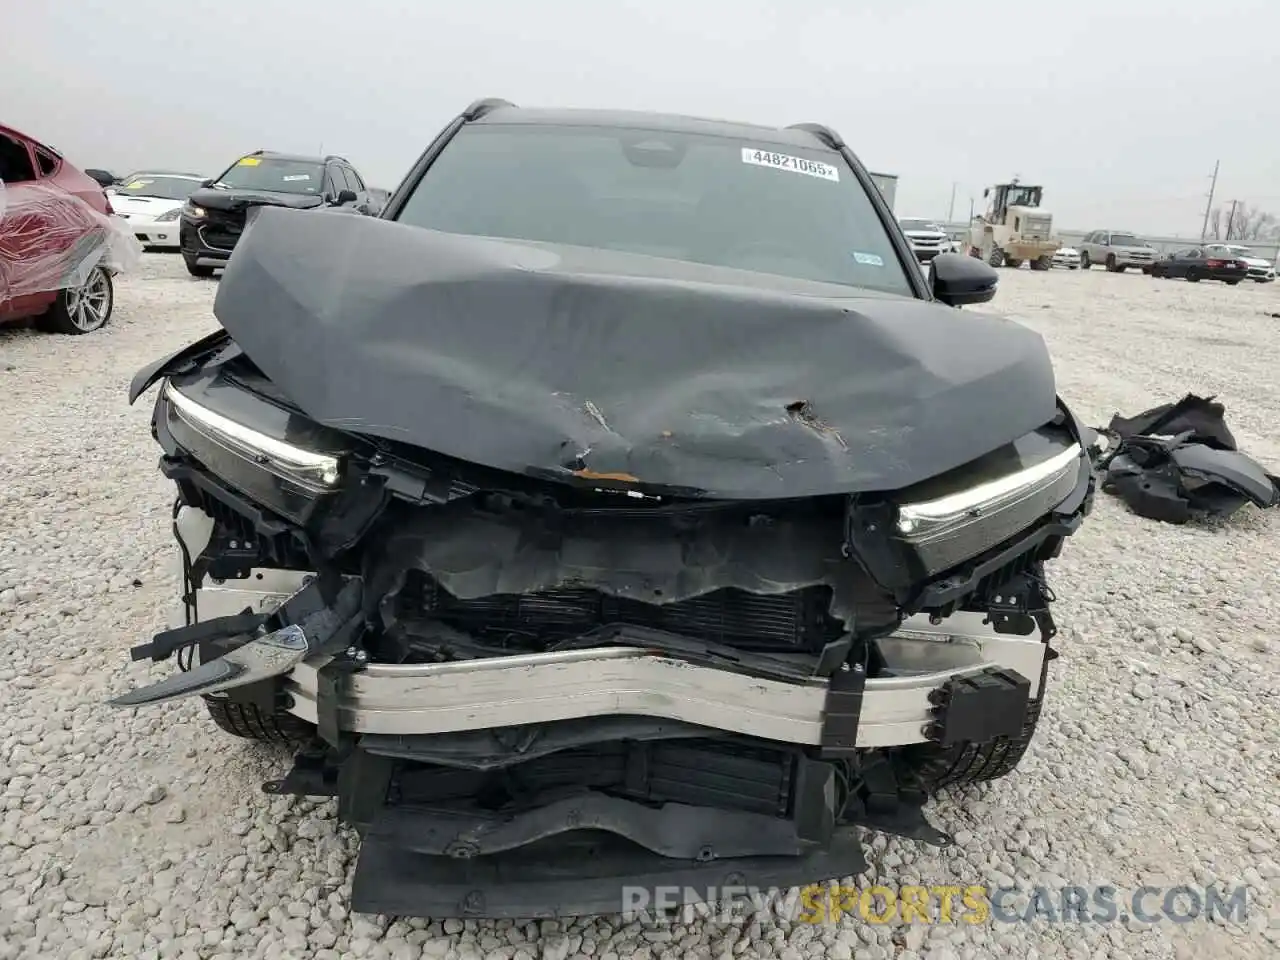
189,186,324,213
211,206,1060,499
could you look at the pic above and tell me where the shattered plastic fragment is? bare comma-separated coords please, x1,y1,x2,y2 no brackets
1095,394,1280,523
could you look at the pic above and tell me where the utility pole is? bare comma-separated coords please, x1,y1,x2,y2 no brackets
1225,199,1239,240
946,182,957,224
1200,159,1219,241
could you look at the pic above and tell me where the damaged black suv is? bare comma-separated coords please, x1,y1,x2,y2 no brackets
114,98,1095,919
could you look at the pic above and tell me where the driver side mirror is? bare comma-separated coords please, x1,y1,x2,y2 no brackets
331,189,358,205
200,178,214,187
929,252,998,307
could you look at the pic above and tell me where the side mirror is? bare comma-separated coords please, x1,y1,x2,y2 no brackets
333,189,358,205
929,252,998,307
84,169,118,188
200,178,214,187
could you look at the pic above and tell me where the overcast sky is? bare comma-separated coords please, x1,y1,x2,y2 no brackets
6,1,1278,237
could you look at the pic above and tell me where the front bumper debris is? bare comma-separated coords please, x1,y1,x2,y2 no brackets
108,564,1049,918
149,566,1048,751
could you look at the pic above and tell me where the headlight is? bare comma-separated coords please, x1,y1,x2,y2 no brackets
164,380,341,490
156,208,182,222
182,202,207,220
159,379,348,525
894,441,1084,575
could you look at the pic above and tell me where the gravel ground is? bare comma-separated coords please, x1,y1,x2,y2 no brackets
1,255,1277,960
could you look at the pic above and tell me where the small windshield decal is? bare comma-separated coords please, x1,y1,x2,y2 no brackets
741,148,838,182
852,252,884,266
281,174,311,181
237,157,261,166
124,180,152,190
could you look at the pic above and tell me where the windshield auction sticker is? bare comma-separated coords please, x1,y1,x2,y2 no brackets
741,147,839,181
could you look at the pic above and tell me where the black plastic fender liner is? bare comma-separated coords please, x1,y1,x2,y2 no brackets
349,829,869,920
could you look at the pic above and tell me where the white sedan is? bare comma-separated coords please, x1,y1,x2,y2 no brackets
1052,246,1082,269
107,172,205,249
1218,244,1276,283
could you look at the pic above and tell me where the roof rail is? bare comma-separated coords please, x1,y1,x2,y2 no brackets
462,97,515,121
786,122,845,150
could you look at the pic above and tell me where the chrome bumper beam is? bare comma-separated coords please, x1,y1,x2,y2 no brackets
189,568,1046,749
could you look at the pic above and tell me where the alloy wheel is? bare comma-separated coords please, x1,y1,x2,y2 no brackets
66,268,112,332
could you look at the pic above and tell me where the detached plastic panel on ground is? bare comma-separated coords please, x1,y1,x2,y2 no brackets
0,180,141,301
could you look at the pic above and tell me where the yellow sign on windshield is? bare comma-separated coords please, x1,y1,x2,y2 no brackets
124,180,152,190
237,157,261,166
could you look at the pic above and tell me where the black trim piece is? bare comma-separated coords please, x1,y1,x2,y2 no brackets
131,611,268,663
367,795,810,861
911,513,1084,612
348,829,868,919
818,662,866,759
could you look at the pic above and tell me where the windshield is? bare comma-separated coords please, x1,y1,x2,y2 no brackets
1005,186,1041,207
1226,245,1254,257
212,156,323,195
899,219,942,232
115,175,201,201
395,124,912,296
1110,234,1143,246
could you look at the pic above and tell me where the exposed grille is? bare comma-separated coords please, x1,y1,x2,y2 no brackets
198,209,246,251
397,570,845,652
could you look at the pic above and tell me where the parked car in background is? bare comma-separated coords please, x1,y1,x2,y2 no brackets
1212,244,1275,283
1051,246,1081,269
1148,246,1249,284
1078,230,1158,272
897,217,953,261
1,123,140,334
180,150,378,277
109,172,205,250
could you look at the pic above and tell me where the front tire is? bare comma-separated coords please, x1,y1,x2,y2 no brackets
1080,252,1091,269
35,266,113,335
203,695,315,744
987,247,1005,268
1030,256,1052,271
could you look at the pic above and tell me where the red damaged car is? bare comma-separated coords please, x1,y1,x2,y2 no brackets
1,123,140,334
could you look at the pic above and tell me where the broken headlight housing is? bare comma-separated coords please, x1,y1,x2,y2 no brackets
160,378,348,523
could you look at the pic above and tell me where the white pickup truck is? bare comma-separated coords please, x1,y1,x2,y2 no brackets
1078,230,1158,272
898,217,955,262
